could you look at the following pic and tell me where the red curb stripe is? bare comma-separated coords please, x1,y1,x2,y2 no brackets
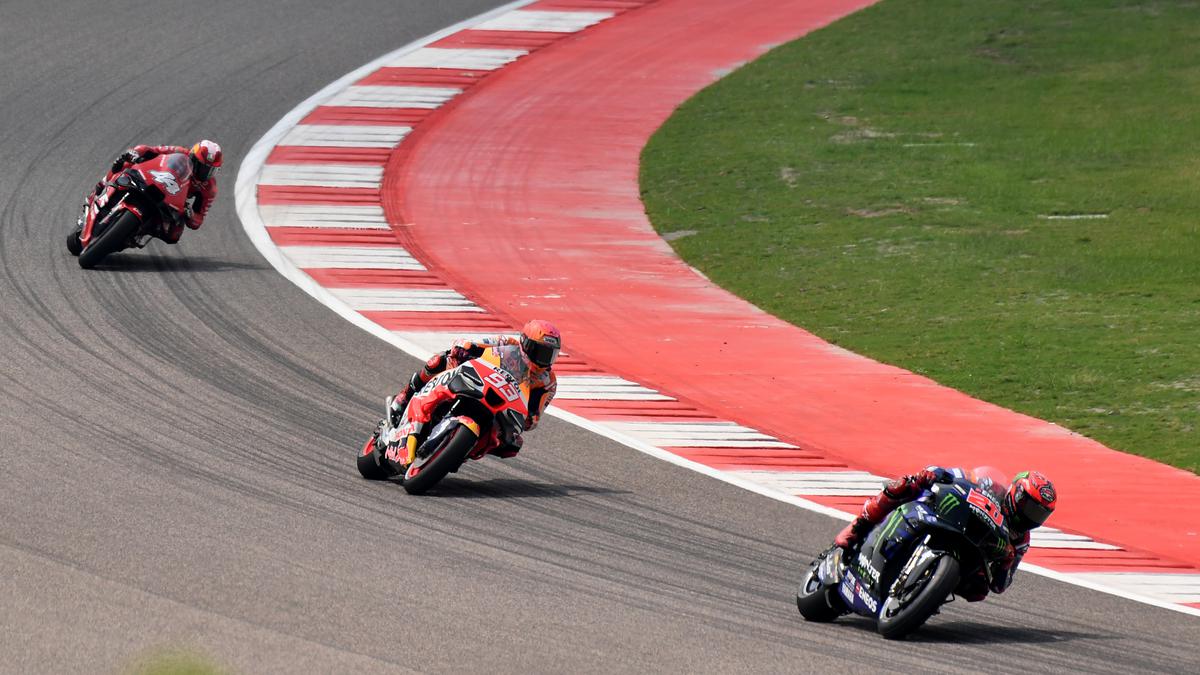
360,311,508,330
303,268,445,288
266,147,390,165
357,67,486,88
430,30,570,50
267,227,400,247
257,185,378,205
301,106,431,126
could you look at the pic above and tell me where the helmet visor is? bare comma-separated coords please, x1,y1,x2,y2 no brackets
1013,491,1053,529
194,163,218,182
523,339,559,368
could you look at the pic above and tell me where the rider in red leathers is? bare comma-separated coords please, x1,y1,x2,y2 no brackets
80,140,222,244
834,466,1056,602
387,320,562,461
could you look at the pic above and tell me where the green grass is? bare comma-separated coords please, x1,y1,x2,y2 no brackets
640,0,1200,473
126,649,225,675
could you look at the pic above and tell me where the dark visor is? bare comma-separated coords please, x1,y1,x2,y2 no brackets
1015,493,1053,528
524,340,559,368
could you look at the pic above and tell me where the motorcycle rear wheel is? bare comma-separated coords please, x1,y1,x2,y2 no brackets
877,554,959,640
796,558,845,622
402,423,478,495
78,210,140,269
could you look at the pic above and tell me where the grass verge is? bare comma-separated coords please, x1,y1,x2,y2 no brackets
640,0,1200,473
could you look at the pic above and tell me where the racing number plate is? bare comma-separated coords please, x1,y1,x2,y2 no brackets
966,488,1004,527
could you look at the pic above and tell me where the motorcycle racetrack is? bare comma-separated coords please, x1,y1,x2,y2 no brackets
0,0,1196,672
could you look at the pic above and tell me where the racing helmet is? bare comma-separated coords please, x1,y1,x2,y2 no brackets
1003,470,1056,531
519,319,561,370
189,140,223,181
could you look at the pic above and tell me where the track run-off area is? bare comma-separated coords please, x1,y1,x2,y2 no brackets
1,1,1197,673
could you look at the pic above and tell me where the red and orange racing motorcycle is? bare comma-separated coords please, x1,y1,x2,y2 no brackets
356,351,529,495
67,152,194,268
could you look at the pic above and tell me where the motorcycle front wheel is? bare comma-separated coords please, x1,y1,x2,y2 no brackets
78,210,140,269
876,554,959,640
796,556,845,622
356,427,391,481
401,423,478,495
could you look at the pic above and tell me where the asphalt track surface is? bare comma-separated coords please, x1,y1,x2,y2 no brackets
0,1,1197,672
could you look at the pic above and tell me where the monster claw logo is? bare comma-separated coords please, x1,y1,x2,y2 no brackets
936,493,961,515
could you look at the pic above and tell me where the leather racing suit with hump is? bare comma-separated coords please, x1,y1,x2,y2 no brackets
391,335,557,459
102,144,217,243
836,466,1030,602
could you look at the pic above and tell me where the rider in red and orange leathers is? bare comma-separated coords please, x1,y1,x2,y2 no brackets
835,466,1056,601
82,140,222,243
388,320,562,460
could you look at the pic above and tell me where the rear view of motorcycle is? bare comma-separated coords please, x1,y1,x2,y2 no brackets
69,152,193,268
796,477,1011,639
356,352,530,495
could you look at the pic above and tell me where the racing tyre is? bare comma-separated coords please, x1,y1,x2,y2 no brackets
356,433,390,480
796,559,845,622
877,554,960,640
66,229,82,256
78,210,139,269
401,424,478,495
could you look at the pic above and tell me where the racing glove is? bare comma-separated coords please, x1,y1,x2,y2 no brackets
111,150,138,173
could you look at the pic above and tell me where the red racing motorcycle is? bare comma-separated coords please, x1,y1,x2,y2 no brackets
67,152,194,268
356,351,530,495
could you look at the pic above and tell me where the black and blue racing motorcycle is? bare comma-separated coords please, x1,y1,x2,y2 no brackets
796,477,1011,639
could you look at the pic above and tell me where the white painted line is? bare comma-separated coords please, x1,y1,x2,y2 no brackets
258,164,383,189
1038,213,1109,220
235,0,1200,620
328,288,482,312
259,204,389,230
474,10,613,33
326,85,460,109
386,47,527,70
555,375,673,401
279,124,412,148
279,246,424,270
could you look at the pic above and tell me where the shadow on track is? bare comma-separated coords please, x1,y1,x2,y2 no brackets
418,477,631,500
831,615,1108,645
86,253,267,273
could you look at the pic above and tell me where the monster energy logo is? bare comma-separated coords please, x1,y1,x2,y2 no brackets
879,510,904,540
937,493,961,515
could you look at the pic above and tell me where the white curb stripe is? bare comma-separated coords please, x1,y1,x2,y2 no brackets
326,85,460,109
279,124,413,148
258,164,383,188
258,204,389,230
386,47,527,70
1073,573,1200,604
731,470,885,496
279,246,424,270
328,288,481,312
393,332,520,357
555,375,673,401
475,10,614,33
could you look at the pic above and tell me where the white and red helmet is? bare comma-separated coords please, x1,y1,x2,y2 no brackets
189,140,223,181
